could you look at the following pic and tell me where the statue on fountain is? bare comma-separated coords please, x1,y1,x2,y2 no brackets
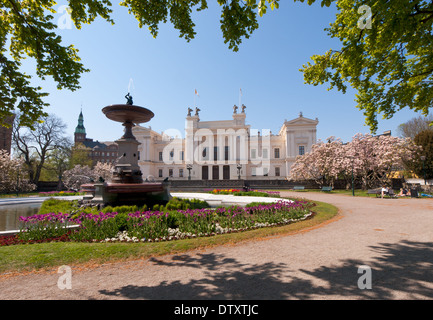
125,93,133,105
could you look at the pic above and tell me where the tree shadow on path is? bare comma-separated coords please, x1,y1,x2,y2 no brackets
99,240,433,299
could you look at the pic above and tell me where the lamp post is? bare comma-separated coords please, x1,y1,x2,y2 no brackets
187,164,193,181
237,164,242,180
420,155,426,185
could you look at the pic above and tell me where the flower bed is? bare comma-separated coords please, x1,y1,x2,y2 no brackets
38,191,84,197
210,189,280,197
2,199,315,246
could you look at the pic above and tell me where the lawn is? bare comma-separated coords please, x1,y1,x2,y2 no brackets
0,198,338,274
292,189,373,197
291,188,433,198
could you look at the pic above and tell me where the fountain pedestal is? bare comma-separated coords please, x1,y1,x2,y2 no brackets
111,138,142,184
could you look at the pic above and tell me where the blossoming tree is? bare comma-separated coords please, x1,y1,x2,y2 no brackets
290,133,419,189
289,137,344,188
0,150,36,193
62,162,114,191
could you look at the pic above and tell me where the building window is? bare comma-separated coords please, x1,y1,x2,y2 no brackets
251,149,256,159
263,167,269,176
262,148,268,159
202,147,208,160
224,146,229,161
180,151,184,161
179,169,184,177
169,150,174,161
158,169,163,178
214,146,218,161
299,146,305,156
169,169,173,177
274,148,280,159
159,152,163,161
275,167,280,177
251,167,256,176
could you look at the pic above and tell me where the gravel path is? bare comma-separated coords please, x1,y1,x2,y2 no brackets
1,192,432,300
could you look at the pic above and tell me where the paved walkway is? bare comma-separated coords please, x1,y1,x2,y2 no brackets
0,192,432,300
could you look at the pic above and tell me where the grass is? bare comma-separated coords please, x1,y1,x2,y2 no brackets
0,199,338,275
0,192,41,198
292,188,433,198
292,189,373,197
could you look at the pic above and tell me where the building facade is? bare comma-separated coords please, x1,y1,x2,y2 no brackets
133,107,318,181
74,111,118,165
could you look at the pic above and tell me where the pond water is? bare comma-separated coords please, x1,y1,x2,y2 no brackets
0,196,84,232
0,203,42,232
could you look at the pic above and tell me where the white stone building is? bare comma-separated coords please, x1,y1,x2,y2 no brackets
133,107,318,181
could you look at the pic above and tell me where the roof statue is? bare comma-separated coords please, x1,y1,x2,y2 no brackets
233,105,238,114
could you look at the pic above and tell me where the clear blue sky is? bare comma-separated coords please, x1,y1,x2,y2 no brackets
25,1,420,143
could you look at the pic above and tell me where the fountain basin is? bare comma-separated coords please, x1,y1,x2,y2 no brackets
102,104,154,124
81,182,171,207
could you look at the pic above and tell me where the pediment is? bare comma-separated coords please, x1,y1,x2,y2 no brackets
284,116,319,126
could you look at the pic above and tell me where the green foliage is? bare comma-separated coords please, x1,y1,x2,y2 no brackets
152,204,163,211
1,0,280,127
413,130,433,179
233,191,271,197
102,205,139,214
297,0,433,133
165,197,210,210
69,144,93,168
245,201,271,207
38,199,142,216
38,198,79,215
1,0,90,128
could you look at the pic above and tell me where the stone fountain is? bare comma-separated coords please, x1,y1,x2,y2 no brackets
81,94,171,207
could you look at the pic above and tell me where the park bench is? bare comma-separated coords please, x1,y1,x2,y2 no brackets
367,188,397,198
321,186,333,192
367,189,381,197
293,186,305,190
387,189,398,198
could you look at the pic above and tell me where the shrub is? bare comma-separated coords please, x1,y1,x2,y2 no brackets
38,198,78,215
165,197,210,210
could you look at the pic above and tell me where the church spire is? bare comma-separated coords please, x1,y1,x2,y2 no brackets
75,110,86,134
74,110,86,143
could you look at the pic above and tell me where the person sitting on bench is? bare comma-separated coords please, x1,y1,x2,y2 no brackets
398,188,410,197
381,186,389,198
